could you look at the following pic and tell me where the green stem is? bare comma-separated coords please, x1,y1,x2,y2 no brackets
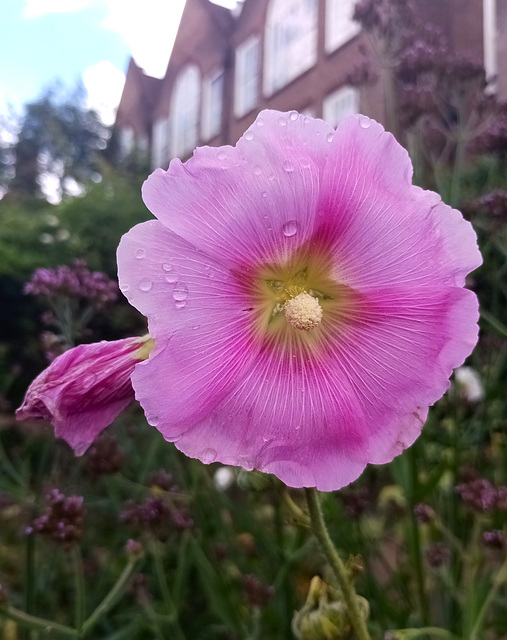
469,554,507,640
304,488,371,640
72,547,86,636
151,542,186,640
80,558,137,636
0,606,78,638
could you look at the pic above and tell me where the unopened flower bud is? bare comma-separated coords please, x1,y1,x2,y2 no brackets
292,576,369,640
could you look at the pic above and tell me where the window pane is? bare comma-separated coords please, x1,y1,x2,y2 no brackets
325,0,360,54
323,86,359,127
264,0,318,96
171,65,201,158
235,37,260,117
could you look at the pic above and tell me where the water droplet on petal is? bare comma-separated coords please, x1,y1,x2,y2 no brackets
289,111,299,121
244,130,254,141
256,117,264,127
304,116,311,124
162,263,173,272
201,448,217,463
119,283,130,292
217,150,227,160
174,300,186,309
261,191,267,198
192,325,200,330
359,115,371,128
278,116,287,127
253,165,262,175
282,220,299,237
283,161,294,172
327,133,334,143
147,415,159,426
165,273,178,284
172,282,188,301
135,248,146,259
139,279,152,292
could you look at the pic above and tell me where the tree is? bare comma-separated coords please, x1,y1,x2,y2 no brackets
7,83,109,199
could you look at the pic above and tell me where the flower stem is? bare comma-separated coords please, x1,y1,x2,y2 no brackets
0,606,78,638
72,547,86,636
80,558,138,636
304,487,371,640
469,553,507,640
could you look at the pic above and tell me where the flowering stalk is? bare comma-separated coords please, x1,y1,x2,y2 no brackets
304,488,371,640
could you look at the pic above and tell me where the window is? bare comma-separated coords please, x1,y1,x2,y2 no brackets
171,65,201,158
119,127,134,158
325,0,360,54
202,69,224,140
152,118,170,168
235,36,260,118
483,0,497,88
323,86,359,127
264,0,318,96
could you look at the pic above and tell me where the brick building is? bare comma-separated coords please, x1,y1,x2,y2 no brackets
114,0,502,169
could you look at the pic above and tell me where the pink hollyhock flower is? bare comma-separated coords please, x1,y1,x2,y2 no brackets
16,336,154,455
117,110,481,491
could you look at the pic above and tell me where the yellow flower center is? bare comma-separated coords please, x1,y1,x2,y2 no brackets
284,292,323,331
245,242,358,354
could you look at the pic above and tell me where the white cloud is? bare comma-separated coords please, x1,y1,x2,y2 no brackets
23,0,187,79
23,0,91,19
83,61,125,125
100,0,186,77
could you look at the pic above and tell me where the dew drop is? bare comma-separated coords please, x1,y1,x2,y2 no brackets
217,150,227,161
327,133,334,143
261,191,267,198
283,160,294,173
147,415,159,426
135,248,146,259
119,283,130,292
174,300,186,309
289,111,299,121
244,130,254,141
359,115,371,128
278,116,287,127
253,165,262,176
162,263,173,272
256,117,264,127
282,220,298,237
165,273,178,284
304,116,311,124
172,282,188,301
201,448,217,463
192,325,200,330
138,279,152,292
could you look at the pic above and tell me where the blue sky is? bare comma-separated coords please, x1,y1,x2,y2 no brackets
0,0,188,124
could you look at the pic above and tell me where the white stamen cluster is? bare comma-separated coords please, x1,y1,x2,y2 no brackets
283,292,323,331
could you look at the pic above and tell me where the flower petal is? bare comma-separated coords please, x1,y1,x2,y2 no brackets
325,285,479,465
117,220,257,435
16,339,141,455
141,111,334,269
315,115,482,291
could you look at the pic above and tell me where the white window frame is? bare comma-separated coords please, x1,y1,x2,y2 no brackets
202,68,224,141
483,0,497,89
152,118,170,169
323,86,359,127
234,35,260,118
171,65,201,158
264,0,318,97
325,0,361,54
